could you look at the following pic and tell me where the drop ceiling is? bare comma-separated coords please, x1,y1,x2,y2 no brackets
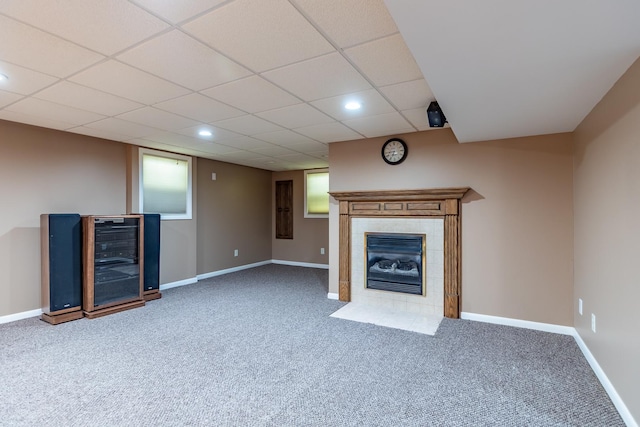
0,1,638,171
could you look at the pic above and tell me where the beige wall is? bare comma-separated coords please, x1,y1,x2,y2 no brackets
0,120,127,316
272,170,329,265
573,57,640,421
0,116,305,319
197,159,272,274
127,146,198,284
329,130,574,325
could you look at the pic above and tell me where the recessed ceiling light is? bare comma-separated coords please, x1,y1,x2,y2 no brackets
0,73,8,82
198,130,212,137
344,101,361,110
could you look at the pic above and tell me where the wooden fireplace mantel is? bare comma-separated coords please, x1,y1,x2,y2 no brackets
329,187,470,318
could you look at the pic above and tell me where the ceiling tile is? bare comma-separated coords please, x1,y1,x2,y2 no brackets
83,117,161,139
220,136,274,150
341,112,415,138
67,126,132,142
144,141,237,162
177,125,242,142
256,104,334,129
131,0,227,24
262,53,371,101
155,93,244,123
251,145,299,157
0,0,169,55
0,110,75,131
0,15,104,78
35,81,144,116
307,149,329,159
310,89,396,121
116,107,200,131
213,115,283,135
183,0,334,72
232,158,287,171
0,90,23,108
5,98,106,126
0,61,59,95
117,30,251,91
300,159,330,169
402,108,435,131
252,129,317,146
218,150,268,161
295,122,363,143
284,140,329,152
69,60,190,104
139,132,238,154
292,0,397,48
192,142,241,155
127,138,201,157
276,152,323,163
345,34,423,86
201,75,300,113
379,79,434,111
276,153,328,169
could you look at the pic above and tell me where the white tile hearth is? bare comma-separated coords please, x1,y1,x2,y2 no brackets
330,303,443,335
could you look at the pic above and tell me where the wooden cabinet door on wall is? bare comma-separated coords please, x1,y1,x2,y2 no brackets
276,180,293,239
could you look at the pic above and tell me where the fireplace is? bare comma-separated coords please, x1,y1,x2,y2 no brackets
329,188,469,318
366,233,425,295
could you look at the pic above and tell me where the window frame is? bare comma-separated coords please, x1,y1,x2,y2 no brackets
138,147,193,220
304,168,329,219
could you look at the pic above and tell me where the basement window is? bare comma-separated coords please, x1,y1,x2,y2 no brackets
139,148,192,220
304,168,329,218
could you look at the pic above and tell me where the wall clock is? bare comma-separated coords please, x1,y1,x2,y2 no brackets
381,138,408,165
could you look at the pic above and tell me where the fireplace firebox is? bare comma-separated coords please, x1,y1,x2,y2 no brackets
365,233,425,295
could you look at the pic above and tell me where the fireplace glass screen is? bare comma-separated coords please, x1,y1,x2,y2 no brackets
365,233,425,295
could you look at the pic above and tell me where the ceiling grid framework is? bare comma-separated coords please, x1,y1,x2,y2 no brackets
1,0,637,170
0,0,437,170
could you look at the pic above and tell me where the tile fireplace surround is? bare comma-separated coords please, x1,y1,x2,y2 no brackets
329,188,469,318
351,217,444,315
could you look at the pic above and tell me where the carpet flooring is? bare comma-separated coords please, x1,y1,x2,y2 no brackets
0,264,624,426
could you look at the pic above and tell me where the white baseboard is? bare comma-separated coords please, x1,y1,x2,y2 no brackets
272,259,329,269
197,260,272,280
460,311,574,335
461,311,637,427
327,293,339,300
0,308,43,324
572,331,637,427
159,277,198,291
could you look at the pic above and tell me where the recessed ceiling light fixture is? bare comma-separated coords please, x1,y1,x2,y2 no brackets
0,73,8,82
344,101,361,110
198,130,212,137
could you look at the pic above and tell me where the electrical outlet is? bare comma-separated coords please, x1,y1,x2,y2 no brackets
578,298,583,315
234,249,238,257
591,313,596,333
320,248,325,255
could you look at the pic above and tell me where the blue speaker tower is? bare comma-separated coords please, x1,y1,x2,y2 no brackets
40,213,84,324
142,213,162,301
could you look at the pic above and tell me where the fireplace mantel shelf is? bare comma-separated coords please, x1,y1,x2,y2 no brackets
330,187,470,319
329,187,470,202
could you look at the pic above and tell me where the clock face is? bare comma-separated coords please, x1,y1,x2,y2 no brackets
382,138,408,165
